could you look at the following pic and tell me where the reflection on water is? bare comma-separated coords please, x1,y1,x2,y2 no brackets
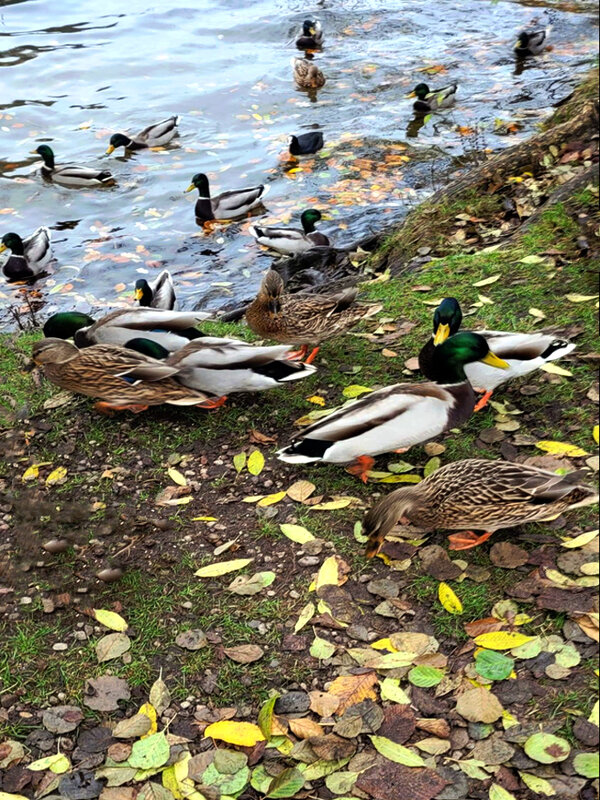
0,0,597,325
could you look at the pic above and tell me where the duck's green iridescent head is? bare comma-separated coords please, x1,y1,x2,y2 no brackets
433,297,463,345
0,232,25,256
126,338,169,360
106,133,133,155
432,331,508,384
134,279,153,306
300,208,322,233
31,145,55,167
413,83,430,100
185,173,210,195
303,19,318,35
43,311,95,340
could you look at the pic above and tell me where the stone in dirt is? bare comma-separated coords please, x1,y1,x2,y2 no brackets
356,757,449,800
175,630,208,651
274,691,310,716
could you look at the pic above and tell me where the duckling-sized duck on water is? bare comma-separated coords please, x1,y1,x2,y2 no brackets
31,338,226,414
246,270,381,364
0,227,52,281
43,308,212,352
126,335,317,396
31,145,115,187
515,28,550,56
277,332,508,482
408,83,457,113
135,270,176,310
249,209,329,255
106,116,180,154
363,458,598,556
292,58,326,90
184,173,269,226
296,19,323,50
418,297,576,411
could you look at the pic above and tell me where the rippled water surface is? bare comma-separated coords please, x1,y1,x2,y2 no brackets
0,0,597,323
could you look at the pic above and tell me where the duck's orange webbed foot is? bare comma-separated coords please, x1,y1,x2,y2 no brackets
288,344,309,361
304,346,320,365
198,395,228,410
473,390,493,412
346,455,375,483
448,530,493,550
95,402,149,415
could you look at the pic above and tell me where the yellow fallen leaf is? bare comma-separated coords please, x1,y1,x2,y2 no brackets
565,293,598,303
474,632,535,650
540,363,572,377
371,638,398,652
167,467,187,486
342,384,373,398
561,530,599,549
46,466,67,486
195,558,253,578
247,450,265,476
528,308,546,320
594,425,599,445
309,499,352,510
438,582,463,614
203,720,265,747
279,523,315,544
0,793,30,800
28,753,70,773
22,464,41,482
536,440,588,457
294,602,315,633
93,609,128,632
257,491,287,507
472,274,500,287
306,395,326,406
315,556,339,591
191,516,218,522
138,702,158,737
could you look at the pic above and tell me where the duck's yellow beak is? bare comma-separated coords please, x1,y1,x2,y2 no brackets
514,39,522,49
0,243,7,254
29,149,39,154
134,288,144,301
309,26,316,35
184,184,196,193
320,213,333,220
406,91,416,98
481,351,509,369
433,323,451,346
105,145,115,155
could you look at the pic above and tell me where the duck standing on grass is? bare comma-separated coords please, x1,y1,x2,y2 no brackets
418,297,576,410
106,116,180,154
246,270,381,364
276,332,508,482
0,227,52,281
363,458,598,555
184,172,269,226
30,339,227,415
30,145,115,187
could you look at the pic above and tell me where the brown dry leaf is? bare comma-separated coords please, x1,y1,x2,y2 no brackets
376,704,417,745
464,617,505,637
84,676,131,712
288,718,324,739
356,758,449,800
490,542,529,568
328,671,378,714
223,644,264,664
286,479,316,502
455,687,504,723
309,734,357,761
415,718,450,738
309,690,341,718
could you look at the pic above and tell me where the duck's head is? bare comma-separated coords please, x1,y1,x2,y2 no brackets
184,173,210,196
302,19,318,36
0,232,25,256
134,279,153,306
106,133,133,155
515,31,529,49
300,208,323,233
126,337,170,360
32,338,79,366
258,270,284,315
409,83,430,100
433,297,463,345
30,145,55,166
433,332,508,383
43,311,96,340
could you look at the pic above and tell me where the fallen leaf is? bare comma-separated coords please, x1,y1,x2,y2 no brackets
167,467,187,486
279,524,315,544
310,635,336,660
224,644,264,663
455,687,504,723
266,767,304,798
96,633,131,663
194,558,253,578
524,732,571,764
518,772,556,796
294,602,315,633
288,718,324,739
148,676,171,715
228,571,275,595
204,720,265,747
489,785,517,800
356,760,448,800
473,275,500,287
257,491,287,507
112,714,152,739
342,385,373,398
233,452,246,473
474,632,535,650
565,293,598,302
438,582,463,614
92,609,128,632
286,480,316,502
540,363,573,377
27,754,70,774
310,499,352,511
84,675,130,711
408,666,444,687
535,441,588,458
247,450,265,475
128,732,170,770
45,466,68,487
327,672,378,714
370,736,425,767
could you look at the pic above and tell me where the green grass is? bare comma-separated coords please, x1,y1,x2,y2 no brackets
410,574,497,640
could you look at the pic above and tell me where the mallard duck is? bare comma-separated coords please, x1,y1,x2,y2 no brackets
289,132,324,156
0,227,52,281
126,335,317,395
292,58,326,90
363,458,598,556
296,19,323,50
106,116,180,154
30,145,115,187
418,297,576,411
184,173,269,224
249,209,329,256
135,270,176,310
30,338,225,414
42,308,212,352
515,28,549,55
277,332,509,481
408,83,457,113
246,270,382,364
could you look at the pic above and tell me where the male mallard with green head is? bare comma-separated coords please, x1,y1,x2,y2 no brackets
0,227,52,281
106,116,180,154
31,145,115,187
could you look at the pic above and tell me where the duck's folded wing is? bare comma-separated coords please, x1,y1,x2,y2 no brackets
168,338,293,369
54,164,112,181
479,331,574,361
138,116,179,142
215,186,267,214
23,227,51,263
79,346,180,381
102,308,212,330
149,270,176,309
251,225,305,242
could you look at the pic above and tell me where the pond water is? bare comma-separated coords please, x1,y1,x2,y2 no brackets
0,0,597,325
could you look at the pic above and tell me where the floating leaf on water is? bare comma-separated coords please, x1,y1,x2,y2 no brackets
194,558,253,578
523,732,571,764
247,450,265,475
93,609,128,632
438,582,463,614
369,736,425,767
279,523,315,544
204,720,265,747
